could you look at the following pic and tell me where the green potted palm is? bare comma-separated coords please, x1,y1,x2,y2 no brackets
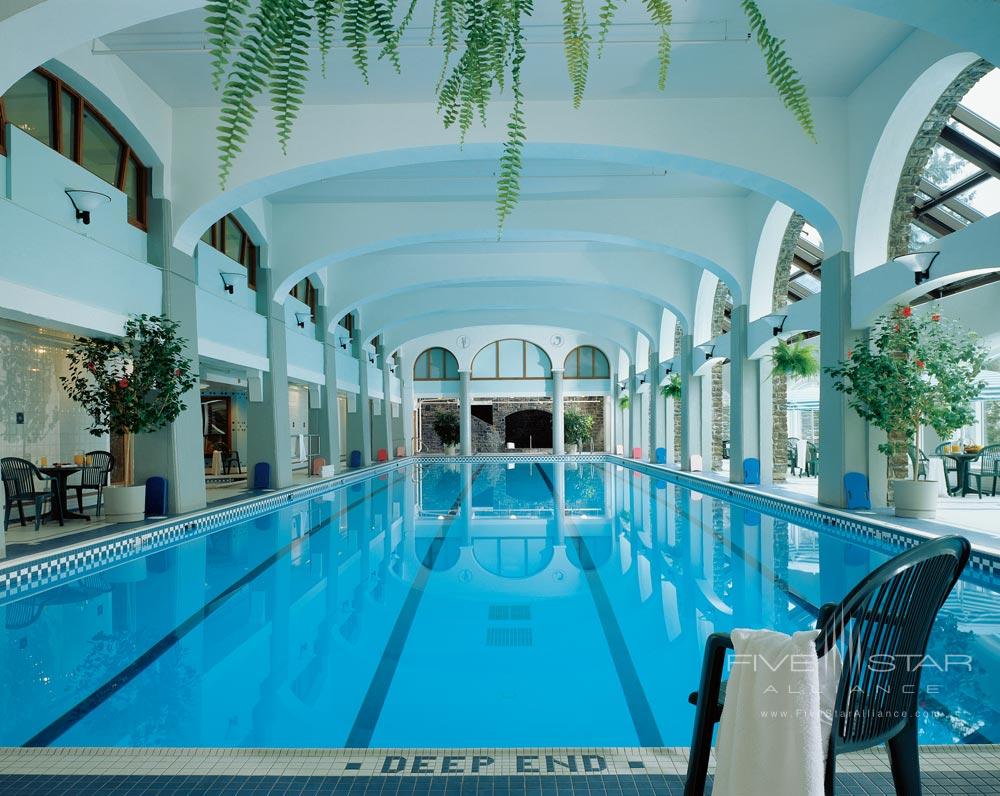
432,410,461,456
60,315,197,521
827,305,986,518
564,409,594,454
661,374,682,400
771,338,819,379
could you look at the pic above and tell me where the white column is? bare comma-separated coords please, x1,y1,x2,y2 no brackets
648,349,659,462
552,369,566,455
354,331,374,466
402,377,416,455
678,334,703,470
380,347,394,460
628,363,639,456
459,370,473,455
818,251,869,507
728,304,761,483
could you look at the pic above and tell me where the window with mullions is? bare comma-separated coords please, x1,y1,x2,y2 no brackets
200,214,259,289
787,222,825,303
909,68,1000,251
563,346,610,378
414,347,459,380
471,340,552,379
289,278,318,321
0,68,149,228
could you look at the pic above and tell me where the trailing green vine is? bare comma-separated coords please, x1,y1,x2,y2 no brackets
207,0,816,230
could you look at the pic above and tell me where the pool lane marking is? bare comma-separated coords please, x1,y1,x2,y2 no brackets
24,476,397,748
533,463,664,747
345,463,486,748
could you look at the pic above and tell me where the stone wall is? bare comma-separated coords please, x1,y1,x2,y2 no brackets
673,320,683,463
418,399,459,452
710,282,731,471
886,58,993,260
771,213,806,482
565,396,606,451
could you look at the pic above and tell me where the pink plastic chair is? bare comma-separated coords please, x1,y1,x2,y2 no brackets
631,447,642,459
311,456,326,476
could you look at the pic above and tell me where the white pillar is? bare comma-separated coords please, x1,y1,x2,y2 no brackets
628,363,639,456
818,251,869,507
459,370,473,455
380,347,394,460
729,304,761,483
552,369,566,454
402,378,416,455
679,334,703,470
354,331,374,466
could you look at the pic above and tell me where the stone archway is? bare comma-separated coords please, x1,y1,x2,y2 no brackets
505,409,553,450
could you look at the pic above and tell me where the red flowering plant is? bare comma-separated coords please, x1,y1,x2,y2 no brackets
826,305,987,481
60,315,197,485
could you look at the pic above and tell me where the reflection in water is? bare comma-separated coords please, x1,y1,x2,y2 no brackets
0,461,998,748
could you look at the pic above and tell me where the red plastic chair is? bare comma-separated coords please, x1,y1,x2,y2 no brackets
376,449,388,462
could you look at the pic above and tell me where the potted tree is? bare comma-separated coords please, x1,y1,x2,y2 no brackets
60,315,197,521
564,408,594,454
432,410,461,456
826,305,986,518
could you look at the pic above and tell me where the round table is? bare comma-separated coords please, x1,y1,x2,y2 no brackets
39,465,91,523
939,452,981,497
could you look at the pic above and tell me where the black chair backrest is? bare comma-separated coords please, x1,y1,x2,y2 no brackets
1,457,42,500
81,451,114,488
815,535,970,753
976,444,1000,473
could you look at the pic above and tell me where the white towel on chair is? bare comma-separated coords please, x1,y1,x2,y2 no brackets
712,628,842,796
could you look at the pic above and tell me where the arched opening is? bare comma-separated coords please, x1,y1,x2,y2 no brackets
505,409,553,450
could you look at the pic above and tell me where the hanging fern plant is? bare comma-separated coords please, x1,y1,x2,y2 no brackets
618,394,630,410
206,0,815,233
771,338,819,379
660,373,681,400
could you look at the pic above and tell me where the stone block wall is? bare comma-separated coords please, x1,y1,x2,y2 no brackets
771,212,805,482
710,282,731,471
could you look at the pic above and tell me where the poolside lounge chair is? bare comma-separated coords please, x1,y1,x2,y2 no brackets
684,534,971,796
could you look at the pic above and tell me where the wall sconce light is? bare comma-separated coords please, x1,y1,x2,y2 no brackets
695,344,715,360
368,352,377,365
219,271,244,294
294,312,310,329
762,313,787,336
339,338,350,351
893,251,939,285
65,189,111,224
638,374,647,386
663,365,673,376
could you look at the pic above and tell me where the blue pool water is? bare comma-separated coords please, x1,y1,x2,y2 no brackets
1,459,998,748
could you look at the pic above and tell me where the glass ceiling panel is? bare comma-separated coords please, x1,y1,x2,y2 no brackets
946,119,1000,158
923,143,981,190
956,176,1000,216
909,224,937,251
800,222,823,250
958,68,1000,128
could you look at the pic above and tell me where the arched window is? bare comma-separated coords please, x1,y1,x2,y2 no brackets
563,346,610,378
0,68,150,228
288,277,318,321
471,340,551,379
414,347,459,380
200,213,259,288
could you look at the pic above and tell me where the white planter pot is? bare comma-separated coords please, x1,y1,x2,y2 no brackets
103,485,146,523
444,444,459,456
893,479,938,519
567,443,579,454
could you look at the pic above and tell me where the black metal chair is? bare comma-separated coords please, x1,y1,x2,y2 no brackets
787,437,801,476
222,447,243,475
933,442,958,493
1,457,56,531
72,451,114,516
684,535,971,796
969,444,1000,498
907,444,930,479
805,441,819,477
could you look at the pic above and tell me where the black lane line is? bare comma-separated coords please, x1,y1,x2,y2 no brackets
25,477,396,748
345,463,485,748
534,462,664,747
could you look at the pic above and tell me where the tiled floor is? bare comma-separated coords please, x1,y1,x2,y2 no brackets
0,746,998,794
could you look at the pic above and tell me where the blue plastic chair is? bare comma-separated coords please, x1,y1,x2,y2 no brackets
844,471,871,509
742,457,761,485
252,462,270,490
349,450,363,469
144,476,168,517
655,447,667,464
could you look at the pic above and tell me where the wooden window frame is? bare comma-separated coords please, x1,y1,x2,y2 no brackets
413,347,459,381
471,339,552,381
1,67,150,228
564,346,609,379
206,214,258,290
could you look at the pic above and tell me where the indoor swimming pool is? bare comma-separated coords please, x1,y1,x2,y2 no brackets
1,459,998,749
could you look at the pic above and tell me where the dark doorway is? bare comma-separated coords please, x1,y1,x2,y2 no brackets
505,409,552,449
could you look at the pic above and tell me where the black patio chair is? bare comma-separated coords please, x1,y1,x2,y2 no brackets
71,451,114,516
2,457,56,532
933,442,958,493
684,534,971,796
221,447,243,475
969,444,1000,498
787,437,801,476
907,444,929,479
